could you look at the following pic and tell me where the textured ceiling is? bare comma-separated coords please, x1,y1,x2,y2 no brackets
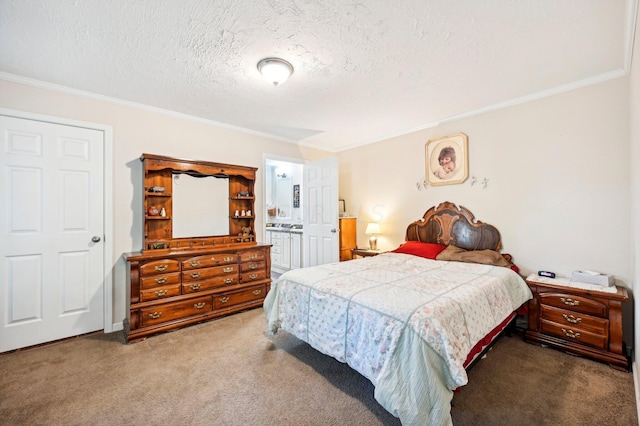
0,0,635,152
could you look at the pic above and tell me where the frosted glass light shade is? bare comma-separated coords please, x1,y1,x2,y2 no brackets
257,58,294,86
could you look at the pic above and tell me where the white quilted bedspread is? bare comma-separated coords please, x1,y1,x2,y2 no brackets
264,253,532,426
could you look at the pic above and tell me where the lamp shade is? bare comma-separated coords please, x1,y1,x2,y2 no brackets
365,223,381,235
257,58,293,86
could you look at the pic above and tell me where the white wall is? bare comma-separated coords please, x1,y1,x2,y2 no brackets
0,79,330,328
629,0,640,401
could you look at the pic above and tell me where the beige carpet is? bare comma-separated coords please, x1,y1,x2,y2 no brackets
0,307,636,426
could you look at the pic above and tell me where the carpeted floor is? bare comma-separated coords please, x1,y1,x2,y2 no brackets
0,307,636,425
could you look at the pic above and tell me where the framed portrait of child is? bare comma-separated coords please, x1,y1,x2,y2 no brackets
425,132,469,186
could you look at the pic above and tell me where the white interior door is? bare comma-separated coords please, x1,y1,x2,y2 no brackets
303,156,339,267
0,115,105,352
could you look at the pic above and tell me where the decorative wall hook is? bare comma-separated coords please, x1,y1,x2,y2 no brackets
482,178,489,189
470,176,477,186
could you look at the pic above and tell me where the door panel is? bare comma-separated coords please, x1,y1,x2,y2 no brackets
303,157,338,267
0,115,105,352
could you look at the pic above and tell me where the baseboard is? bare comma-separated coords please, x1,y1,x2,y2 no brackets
110,321,124,332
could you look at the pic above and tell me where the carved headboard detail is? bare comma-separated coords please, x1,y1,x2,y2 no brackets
405,201,503,252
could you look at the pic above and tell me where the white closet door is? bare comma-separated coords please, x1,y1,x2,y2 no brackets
0,115,105,352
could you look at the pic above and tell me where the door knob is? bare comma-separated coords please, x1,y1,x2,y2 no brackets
91,236,101,243
331,228,337,233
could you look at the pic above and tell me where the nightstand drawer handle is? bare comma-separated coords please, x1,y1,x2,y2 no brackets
154,265,168,272
560,297,580,306
189,261,200,267
562,328,581,339
190,272,200,279
249,273,258,280
562,314,582,324
194,302,206,309
219,296,230,303
224,256,234,263
252,289,262,296
249,263,258,270
190,284,201,291
249,254,257,260
154,289,168,297
148,312,162,319
223,267,234,273
155,277,167,284
224,278,233,284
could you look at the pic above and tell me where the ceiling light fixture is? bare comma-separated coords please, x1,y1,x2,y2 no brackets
257,58,294,86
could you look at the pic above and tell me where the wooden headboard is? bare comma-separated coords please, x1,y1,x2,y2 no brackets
405,202,503,252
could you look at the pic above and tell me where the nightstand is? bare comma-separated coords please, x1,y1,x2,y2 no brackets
524,276,629,371
351,248,380,258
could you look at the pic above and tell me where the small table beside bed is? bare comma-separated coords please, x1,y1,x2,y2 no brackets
264,202,532,425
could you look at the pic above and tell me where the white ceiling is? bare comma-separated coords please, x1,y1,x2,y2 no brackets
0,1,635,153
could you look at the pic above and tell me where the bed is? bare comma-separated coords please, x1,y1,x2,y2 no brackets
263,202,532,425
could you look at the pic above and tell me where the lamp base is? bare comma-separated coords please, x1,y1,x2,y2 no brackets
368,235,377,251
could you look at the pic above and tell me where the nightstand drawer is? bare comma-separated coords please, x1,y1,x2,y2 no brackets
540,305,608,335
540,319,608,350
539,292,607,317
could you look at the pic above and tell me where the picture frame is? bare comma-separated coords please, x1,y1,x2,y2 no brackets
425,132,469,186
338,199,346,216
293,184,300,208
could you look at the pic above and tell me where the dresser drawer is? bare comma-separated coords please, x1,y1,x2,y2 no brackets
181,264,238,282
213,285,266,310
240,249,266,262
540,305,608,335
140,259,180,276
240,260,265,273
539,292,607,317
140,283,182,302
140,296,212,327
240,270,267,283
540,319,608,350
181,253,237,270
140,272,180,289
182,275,238,293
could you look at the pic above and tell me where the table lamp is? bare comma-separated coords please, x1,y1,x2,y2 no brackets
365,222,381,250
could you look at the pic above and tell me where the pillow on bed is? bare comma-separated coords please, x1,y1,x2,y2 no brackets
435,245,512,268
391,241,447,259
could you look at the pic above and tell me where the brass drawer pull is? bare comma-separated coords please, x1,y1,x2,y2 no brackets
249,264,258,270
223,267,234,273
154,265,168,272
252,289,262,296
562,314,582,324
224,278,233,284
190,272,201,279
224,256,234,263
194,302,206,309
219,296,230,303
149,312,162,319
189,261,200,267
190,284,201,291
249,273,258,280
154,289,168,297
562,328,581,339
560,297,580,306
155,277,167,284
249,254,257,260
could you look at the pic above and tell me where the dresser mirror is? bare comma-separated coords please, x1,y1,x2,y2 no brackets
172,173,229,237
141,153,257,251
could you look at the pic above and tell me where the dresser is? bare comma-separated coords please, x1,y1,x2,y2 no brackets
524,277,628,370
123,154,271,343
339,217,357,261
124,244,270,342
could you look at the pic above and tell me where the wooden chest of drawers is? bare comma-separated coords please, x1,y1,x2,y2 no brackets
124,244,271,343
524,278,628,370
